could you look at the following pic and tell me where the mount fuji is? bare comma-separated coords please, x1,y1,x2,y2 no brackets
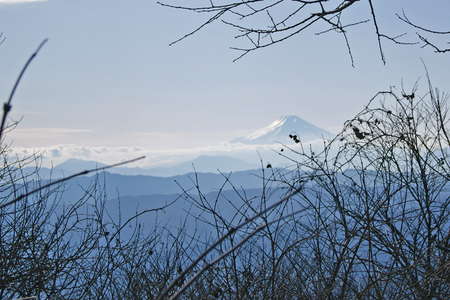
232,115,333,145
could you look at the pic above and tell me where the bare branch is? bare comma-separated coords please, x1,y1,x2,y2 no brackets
0,39,48,142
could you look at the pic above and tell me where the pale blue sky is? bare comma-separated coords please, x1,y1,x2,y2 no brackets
0,0,449,164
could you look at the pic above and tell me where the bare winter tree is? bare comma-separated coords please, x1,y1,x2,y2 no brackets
156,74,449,299
159,0,449,64
273,74,450,298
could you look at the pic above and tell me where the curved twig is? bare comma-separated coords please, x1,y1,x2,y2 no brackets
0,39,48,142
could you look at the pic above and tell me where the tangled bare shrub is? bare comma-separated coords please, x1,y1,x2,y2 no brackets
160,76,449,299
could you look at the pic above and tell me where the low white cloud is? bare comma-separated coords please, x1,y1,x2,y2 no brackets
9,138,329,170
10,144,153,167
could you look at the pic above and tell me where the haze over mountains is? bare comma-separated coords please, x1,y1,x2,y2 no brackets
37,155,257,177
26,115,332,176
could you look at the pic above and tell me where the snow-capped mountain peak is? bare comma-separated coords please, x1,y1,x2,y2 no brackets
232,115,332,145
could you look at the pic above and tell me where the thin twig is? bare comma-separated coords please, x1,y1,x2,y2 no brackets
367,0,385,64
0,39,48,142
397,11,450,35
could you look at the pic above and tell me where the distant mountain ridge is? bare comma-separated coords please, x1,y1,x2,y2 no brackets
232,115,333,145
37,169,273,204
27,155,257,178
55,158,107,173
167,155,255,175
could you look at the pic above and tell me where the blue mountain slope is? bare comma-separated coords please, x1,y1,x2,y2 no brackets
43,169,275,203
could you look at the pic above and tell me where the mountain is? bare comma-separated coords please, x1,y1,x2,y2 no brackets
39,169,272,203
19,159,109,179
232,115,333,145
147,155,256,176
55,158,107,173
30,155,257,178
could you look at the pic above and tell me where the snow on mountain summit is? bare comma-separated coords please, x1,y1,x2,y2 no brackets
232,115,333,145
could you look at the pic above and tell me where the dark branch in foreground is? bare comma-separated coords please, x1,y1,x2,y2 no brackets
0,39,48,142
159,1,449,63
